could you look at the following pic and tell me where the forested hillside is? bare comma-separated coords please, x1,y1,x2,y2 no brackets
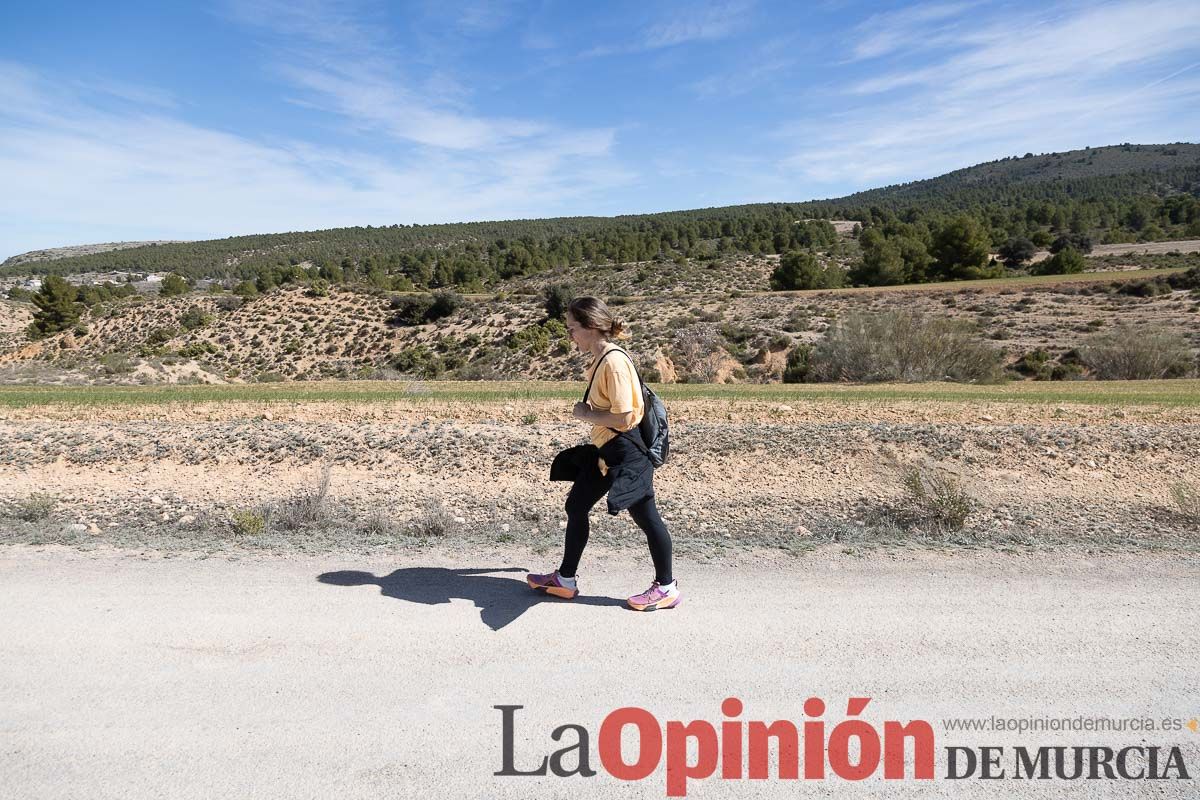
4,143,1198,294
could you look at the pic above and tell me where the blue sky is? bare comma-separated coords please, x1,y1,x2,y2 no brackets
1,0,1199,259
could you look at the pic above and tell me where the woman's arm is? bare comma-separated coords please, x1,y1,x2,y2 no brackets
573,402,636,429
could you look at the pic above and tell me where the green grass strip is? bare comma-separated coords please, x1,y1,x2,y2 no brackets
2,379,1199,408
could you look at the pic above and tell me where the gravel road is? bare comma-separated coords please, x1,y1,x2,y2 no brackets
2,545,1197,798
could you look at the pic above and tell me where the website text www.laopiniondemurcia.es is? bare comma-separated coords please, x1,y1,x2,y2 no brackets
495,698,1194,796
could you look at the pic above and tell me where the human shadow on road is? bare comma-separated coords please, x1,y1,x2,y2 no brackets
317,567,625,631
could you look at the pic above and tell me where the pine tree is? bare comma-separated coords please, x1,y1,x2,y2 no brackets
30,276,82,338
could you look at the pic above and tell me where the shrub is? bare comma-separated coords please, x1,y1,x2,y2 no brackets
272,467,332,531
543,282,574,320
392,345,444,378
1049,233,1093,255
360,508,395,537
770,251,845,291
1079,325,1195,379
389,294,434,326
99,352,134,375
231,508,268,536
998,236,1037,267
8,493,56,522
1171,481,1200,522
428,289,462,320
1032,247,1086,276
178,341,219,359
390,290,461,326
782,309,810,332
1167,266,1200,292
145,327,177,346
410,498,456,537
306,279,330,297
179,306,214,331
900,467,973,531
811,312,1004,383
159,273,190,297
233,281,258,298
782,345,811,383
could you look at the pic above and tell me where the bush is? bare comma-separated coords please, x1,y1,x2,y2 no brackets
306,278,330,297
1170,481,1200,522
428,289,462,320
810,311,1004,383
543,282,574,320
389,290,461,326
410,498,456,537
272,467,332,531
389,294,434,326
159,273,190,297
233,281,258,298
1078,325,1195,379
1032,247,1086,276
99,352,134,375
1049,233,1093,255
900,467,973,531
392,344,444,378
770,251,845,290
1167,266,1200,291
231,508,268,536
178,341,219,359
145,327,177,346
998,236,1037,267
8,493,57,522
179,306,213,331
782,345,811,383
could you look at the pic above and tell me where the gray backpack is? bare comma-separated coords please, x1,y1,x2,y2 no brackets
583,347,670,468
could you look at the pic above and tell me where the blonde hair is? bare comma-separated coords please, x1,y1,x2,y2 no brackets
567,296,628,339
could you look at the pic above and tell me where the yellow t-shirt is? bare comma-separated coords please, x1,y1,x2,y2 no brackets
585,344,644,473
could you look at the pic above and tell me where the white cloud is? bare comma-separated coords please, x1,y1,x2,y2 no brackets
0,62,634,259
777,0,1200,192
585,0,753,57
849,1,973,61
642,1,754,48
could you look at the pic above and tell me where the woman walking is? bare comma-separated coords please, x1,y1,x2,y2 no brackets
527,296,680,611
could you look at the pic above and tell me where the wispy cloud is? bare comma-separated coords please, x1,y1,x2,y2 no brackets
229,0,616,155
585,0,753,57
689,36,800,98
0,60,634,258
776,0,1200,191
848,1,972,61
643,1,753,48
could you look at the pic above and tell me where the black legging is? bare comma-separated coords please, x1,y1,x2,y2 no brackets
558,456,673,584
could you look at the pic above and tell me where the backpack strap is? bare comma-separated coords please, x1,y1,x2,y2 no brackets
582,346,651,457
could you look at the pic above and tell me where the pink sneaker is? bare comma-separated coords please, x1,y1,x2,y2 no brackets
627,581,681,611
526,570,579,600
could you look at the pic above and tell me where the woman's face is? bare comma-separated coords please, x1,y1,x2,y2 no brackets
565,312,598,352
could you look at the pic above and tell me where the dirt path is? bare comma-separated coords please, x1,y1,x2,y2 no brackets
2,546,1197,798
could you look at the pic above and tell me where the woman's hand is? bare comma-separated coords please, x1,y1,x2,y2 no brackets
572,402,593,422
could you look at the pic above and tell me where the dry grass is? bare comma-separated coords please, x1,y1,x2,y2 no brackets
1171,481,1200,523
271,465,332,531
5,492,57,522
409,498,457,537
899,467,975,532
1079,325,1196,380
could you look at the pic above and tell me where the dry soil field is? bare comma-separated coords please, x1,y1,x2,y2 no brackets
2,381,1197,557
